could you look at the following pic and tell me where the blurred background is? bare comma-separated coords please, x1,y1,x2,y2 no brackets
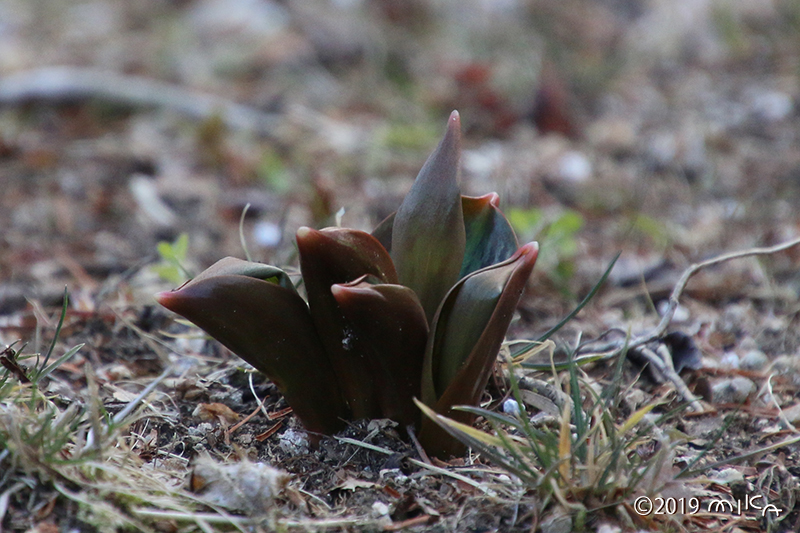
0,0,799,337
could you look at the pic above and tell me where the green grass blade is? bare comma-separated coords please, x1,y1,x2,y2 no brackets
35,287,69,382
37,344,84,381
531,252,620,346
416,400,539,485
567,346,586,462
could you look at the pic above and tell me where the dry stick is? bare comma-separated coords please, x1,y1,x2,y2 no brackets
0,66,284,138
228,394,269,435
631,236,800,350
588,237,800,412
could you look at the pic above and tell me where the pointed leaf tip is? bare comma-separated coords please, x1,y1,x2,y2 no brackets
391,112,466,322
155,273,348,435
154,291,172,310
449,110,460,128
519,241,539,257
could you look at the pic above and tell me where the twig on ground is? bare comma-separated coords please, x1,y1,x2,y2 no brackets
228,394,269,435
0,66,283,137
406,424,433,465
581,237,800,411
631,237,800,351
765,375,798,433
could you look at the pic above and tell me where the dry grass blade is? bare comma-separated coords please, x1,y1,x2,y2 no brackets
679,434,800,478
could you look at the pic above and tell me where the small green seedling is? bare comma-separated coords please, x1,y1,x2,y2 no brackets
152,233,191,285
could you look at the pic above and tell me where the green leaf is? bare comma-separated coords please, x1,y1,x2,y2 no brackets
331,278,429,427
373,193,519,280
460,193,519,278
297,226,398,419
419,242,538,458
154,234,191,284
391,111,466,323
156,274,348,436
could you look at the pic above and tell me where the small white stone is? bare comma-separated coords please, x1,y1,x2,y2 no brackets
739,350,768,371
503,398,521,417
781,403,800,424
371,501,390,517
252,221,282,247
557,151,592,183
751,90,794,122
657,301,689,322
720,351,740,369
711,377,756,404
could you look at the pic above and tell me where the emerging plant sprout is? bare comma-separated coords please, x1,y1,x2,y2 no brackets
156,111,538,458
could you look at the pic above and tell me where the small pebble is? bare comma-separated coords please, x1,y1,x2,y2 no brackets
371,501,390,517
739,349,768,371
711,377,756,404
253,220,282,247
502,398,521,417
557,151,592,183
278,429,309,455
658,301,690,322
781,403,800,425
750,90,794,122
719,351,740,369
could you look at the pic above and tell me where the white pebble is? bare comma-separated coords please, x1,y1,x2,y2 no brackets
720,351,740,369
253,221,282,247
711,377,755,404
503,398,521,417
739,349,768,371
557,151,592,183
371,501,390,517
657,301,689,322
751,90,794,122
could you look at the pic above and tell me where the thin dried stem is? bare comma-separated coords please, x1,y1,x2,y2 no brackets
631,236,800,351
583,237,800,410
0,67,282,137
